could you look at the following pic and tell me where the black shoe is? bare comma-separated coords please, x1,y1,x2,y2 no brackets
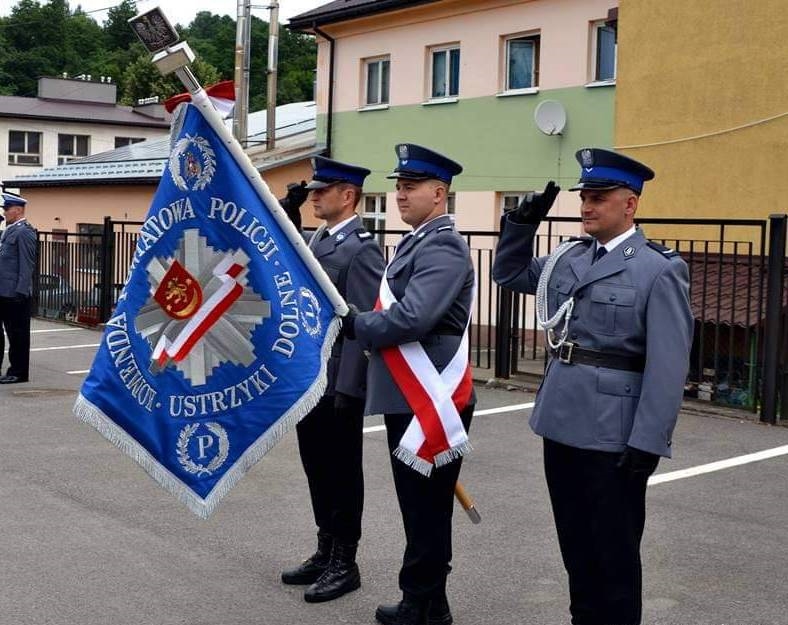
0,375,28,384
281,532,332,585
303,540,360,603
375,597,429,625
428,594,453,625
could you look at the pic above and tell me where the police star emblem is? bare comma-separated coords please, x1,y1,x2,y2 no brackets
169,134,216,191
624,246,635,257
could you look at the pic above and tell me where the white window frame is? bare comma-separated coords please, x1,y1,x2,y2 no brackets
500,193,528,216
363,56,390,107
58,133,90,165
428,44,461,100
7,130,42,166
502,33,540,94
589,20,617,84
362,194,387,245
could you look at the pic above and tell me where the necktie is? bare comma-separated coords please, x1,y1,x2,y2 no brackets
593,246,607,263
320,229,330,241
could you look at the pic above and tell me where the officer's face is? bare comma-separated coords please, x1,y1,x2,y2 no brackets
310,184,355,226
2,204,22,225
395,179,446,228
579,188,638,243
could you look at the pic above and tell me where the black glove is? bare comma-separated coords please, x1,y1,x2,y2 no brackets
508,180,560,224
278,181,309,229
616,445,659,475
341,303,359,340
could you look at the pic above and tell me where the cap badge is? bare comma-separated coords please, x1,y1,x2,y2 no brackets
623,246,635,257
398,144,409,160
581,149,594,167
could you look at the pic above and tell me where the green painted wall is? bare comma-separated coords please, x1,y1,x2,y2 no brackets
317,85,615,193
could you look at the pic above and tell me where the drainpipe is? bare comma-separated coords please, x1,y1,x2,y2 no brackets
313,25,335,156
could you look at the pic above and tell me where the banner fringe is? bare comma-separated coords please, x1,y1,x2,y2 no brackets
73,315,341,519
393,446,434,477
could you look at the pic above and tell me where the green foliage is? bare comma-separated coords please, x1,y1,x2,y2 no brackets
0,1,317,107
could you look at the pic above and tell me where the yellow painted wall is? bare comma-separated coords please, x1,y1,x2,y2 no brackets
615,0,788,243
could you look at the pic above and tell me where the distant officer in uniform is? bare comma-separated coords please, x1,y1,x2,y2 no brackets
0,191,37,384
493,148,693,625
280,156,385,603
344,144,475,625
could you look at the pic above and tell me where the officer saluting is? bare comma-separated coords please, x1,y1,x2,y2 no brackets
280,157,385,603
493,149,693,625
344,144,475,625
0,191,37,384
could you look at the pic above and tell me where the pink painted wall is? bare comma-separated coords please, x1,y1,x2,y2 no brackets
318,0,615,112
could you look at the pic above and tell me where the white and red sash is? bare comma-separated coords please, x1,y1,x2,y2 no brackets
376,264,473,476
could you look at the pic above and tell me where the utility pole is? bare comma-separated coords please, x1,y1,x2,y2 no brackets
233,0,251,145
266,1,280,151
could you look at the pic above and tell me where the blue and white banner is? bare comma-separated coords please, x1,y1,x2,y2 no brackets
74,96,341,518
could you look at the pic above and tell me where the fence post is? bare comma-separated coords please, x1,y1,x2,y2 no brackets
98,216,115,323
760,214,786,424
495,287,513,379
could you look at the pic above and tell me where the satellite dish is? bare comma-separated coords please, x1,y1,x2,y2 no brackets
534,100,567,135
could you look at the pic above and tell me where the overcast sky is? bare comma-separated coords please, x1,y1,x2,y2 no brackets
0,0,327,25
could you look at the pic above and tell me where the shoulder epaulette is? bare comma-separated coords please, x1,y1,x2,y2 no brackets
357,231,372,239
647,241,680,258
568,236,593,245
436,225,454,232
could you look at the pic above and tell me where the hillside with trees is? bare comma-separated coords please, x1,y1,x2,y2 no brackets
0,0,317,109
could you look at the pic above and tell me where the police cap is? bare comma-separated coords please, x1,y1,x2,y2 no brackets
387,143,463,185
305,156,371,190
0,191,27,208
569,148,655,195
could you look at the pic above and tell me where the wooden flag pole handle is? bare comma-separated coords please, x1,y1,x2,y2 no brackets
454,481,481,524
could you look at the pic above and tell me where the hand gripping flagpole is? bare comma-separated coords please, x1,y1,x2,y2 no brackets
128,7,348,318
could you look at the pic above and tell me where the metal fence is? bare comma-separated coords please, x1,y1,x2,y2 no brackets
33,215,788,423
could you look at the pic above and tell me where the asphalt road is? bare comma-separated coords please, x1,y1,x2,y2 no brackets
1,319,787,625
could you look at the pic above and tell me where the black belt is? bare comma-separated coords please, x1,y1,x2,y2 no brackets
550,342,645,372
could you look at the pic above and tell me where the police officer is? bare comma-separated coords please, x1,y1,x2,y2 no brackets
493,148,693,625
344,144,475,625
280,156,385,603
0,191,37,384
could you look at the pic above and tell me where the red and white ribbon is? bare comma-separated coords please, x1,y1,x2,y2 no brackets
377,268,473,476
153,256,245,366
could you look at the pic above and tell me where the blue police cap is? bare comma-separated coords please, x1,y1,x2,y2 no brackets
387,143,463,185
1,191,27,208
570,148,655,195
305,156,371,190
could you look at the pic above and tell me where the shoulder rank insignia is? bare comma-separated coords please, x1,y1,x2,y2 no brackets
437,225,453,232
623,245,636,258
647,241,679,258
335,232,346,242
357,231,372,239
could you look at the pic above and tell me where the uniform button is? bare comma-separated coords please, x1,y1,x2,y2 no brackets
609,294,617,302
625,384,631,393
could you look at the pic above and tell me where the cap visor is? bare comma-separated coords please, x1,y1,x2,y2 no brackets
569,181,622,192
386,171,433,181
304,180,331,190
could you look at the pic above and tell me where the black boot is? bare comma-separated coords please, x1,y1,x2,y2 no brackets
427,593,453,625
304,540,361,603
375,596,430,625
281,531,332,585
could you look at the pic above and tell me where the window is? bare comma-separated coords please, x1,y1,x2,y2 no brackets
447,193,456,215
8,130,42,165
362,194,387,245
58,134,90,165
364,57,390,106
430,45,460,99
501,193,528,215
115,136,145,149
593,22,617,81
505,34,540,91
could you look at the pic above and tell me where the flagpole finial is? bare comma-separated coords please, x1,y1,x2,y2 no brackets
128,7,197,80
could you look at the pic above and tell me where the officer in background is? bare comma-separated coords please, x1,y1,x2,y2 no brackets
280,156,385,603
0,191,37,384
493,148,693,625
344,144,475,625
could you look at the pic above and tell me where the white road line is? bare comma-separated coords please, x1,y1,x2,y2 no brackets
362,402,534,434
649,444,788,485
31,343,100,352
67,369,91,375
31,328,80,334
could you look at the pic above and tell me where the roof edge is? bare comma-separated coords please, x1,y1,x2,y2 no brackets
288,0,440,30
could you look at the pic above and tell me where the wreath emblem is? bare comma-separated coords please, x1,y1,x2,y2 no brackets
169,134,216,191
299,287,322,337
177,422,230,476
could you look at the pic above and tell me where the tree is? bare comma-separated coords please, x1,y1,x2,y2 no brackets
119,52,220,105
103,0,137,50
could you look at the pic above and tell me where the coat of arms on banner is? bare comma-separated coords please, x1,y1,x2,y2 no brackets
74,100,340,518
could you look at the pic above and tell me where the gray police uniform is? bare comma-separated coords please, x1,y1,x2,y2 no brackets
0,217,37,381
493,222,692,457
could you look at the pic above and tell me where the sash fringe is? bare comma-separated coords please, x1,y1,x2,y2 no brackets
433,440,473,468
393,446,434,477
73,316,341,519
